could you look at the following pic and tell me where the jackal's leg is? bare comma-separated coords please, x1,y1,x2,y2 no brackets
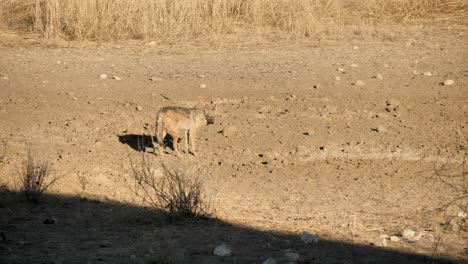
184,130,189,155
167,130,181,157
189,129,197,156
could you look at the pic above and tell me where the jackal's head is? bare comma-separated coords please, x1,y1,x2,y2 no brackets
196,102,218,125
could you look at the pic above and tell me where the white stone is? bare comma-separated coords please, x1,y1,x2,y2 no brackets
99,73,107,80
402,229,415,239
148,41,157,46
354,80,365,86
350,63,358,68
423,71,433,76
458,211,467,218
136,106,143,111
284,252,300,261
374,74,383,80
113,76,122,81
263,258,277,264
390,236,400,242
199,83,207,88
301,231,320,244
337,67,345,72
443,79,454,86
213,243,232,257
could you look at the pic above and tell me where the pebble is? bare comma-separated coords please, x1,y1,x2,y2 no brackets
337,67,345,73
284,252,300,261
443,79,454,86
147,41,157,46
99,73,107,80
402,229,415,239
213,243,232,257
301,231,320,244
350,63,358,68
334,76,341,81
373,74,383,80
390,236,400,242
353,80,365,86
136,106,143,111
423,71,433,76
263,258,277,264
112,76,122,81
199,83,207,88
198,74,205,78
458,211,467,218
353,46,359,50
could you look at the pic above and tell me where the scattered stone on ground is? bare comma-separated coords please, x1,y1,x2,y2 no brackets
99,73,107,80
301,231,320,244
213,243,232,257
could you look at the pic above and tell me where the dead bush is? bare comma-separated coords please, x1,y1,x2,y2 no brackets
127,150,213,221
16,147,65,203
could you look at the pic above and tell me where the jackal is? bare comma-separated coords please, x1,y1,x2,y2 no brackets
155,104,217,157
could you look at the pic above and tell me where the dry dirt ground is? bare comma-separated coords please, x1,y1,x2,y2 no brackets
0,24,467,263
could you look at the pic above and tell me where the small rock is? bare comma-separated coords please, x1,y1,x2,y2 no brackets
147,41,157,46
72,96,78,100
443,79,454,86
350,63,358,68
353,80,365,86
199,83,207,88
136,106,143,111
284,252,300,261
149,76,164,81
451,222,460,232
99,73,107,80
374,125,388,133
124,102,130,107
412,70,418,75
198,74,205,78
402,229,415,239
337,67,345,73
2,76,8,80
301,231,320,244
353,46,359,50
113,76,122,81
334,76,341,81
423,71,433,76
379,234,389,240
373,74,383,80
66,92,74,96
213,243,232,257
263,258,277,264
458,211,467,218
390,236,400,242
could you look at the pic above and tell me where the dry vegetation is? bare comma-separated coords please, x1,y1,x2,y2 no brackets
0,0,467,41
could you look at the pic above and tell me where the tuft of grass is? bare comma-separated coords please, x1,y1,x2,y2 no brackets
0,0,466,41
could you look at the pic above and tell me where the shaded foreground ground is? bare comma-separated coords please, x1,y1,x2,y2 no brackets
0,190,463,264
0,24,467,263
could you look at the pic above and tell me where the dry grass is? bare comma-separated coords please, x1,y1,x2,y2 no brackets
0,0,466,41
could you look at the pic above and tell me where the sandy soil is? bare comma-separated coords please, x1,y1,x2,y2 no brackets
0,24,467,263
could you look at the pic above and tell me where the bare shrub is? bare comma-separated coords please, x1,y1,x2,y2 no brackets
16,147,66,203
127,149,213,221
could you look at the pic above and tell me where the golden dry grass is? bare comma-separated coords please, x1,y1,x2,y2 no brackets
0,0,467,41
